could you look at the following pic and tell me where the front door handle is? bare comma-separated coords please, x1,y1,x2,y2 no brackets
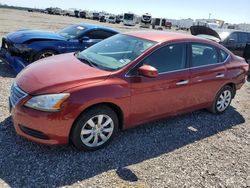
216,73,225,78
176,80,189,85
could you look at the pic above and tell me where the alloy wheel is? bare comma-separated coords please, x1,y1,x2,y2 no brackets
39,52,55,59
80,114,114,147
216,90,232,112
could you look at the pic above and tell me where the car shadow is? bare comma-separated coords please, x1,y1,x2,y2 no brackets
0,59,16,78
0,107,245,187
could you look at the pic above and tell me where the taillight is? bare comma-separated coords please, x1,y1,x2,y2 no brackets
243,63,249,73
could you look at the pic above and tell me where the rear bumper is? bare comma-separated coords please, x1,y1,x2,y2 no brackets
0,48,28,73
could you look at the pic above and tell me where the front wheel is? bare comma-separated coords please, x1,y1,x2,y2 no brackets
71,106,118,151
33,49,57,61
208,85,233,114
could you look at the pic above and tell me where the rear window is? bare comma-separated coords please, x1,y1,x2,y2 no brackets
86,30,116,39
58,25,86,39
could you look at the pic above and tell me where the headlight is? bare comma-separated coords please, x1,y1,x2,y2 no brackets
24,93,70,112
13,44,32,53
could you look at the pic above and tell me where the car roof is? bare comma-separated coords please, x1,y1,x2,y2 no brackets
215,29,250,34
78,23,118,33
126,30,204,43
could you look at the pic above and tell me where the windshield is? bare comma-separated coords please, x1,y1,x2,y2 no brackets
143,16,151,20
58,25,86,39
76,34,156,71
124,14,134,20
217,31,231,41
208,23,219,30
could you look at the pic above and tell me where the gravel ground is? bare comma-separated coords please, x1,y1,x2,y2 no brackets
0,8,250,188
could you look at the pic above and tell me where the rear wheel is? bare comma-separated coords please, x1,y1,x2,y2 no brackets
208,85,233,114
33,49,57,61
71,105,118,151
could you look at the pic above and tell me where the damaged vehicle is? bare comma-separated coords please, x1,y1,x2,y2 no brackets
0,23,118,73
190,26,250,62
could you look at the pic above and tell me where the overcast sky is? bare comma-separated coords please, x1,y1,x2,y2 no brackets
0,0,249,24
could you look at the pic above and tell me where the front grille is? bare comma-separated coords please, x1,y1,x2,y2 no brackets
10,83,28,107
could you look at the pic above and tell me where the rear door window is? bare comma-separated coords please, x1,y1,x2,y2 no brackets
191,43,219,67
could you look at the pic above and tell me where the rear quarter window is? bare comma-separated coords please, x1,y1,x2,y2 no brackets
219,49,229,62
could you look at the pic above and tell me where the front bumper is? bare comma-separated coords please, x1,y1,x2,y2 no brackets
0,47,29,73
10,97,74,145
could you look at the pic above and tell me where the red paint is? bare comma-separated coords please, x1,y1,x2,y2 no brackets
11,31,249,145
138,65,158,78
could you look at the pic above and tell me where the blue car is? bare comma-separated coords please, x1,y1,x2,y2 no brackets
0,23,118,73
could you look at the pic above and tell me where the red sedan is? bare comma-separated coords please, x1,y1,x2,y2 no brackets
9,31,249,151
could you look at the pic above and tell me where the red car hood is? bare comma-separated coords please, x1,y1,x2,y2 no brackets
16,53,111,95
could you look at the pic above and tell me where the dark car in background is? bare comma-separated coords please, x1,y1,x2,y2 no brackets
0,23,118,73
190,26,250,61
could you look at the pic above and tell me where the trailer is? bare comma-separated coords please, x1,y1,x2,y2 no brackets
86,11,93,19
108,15,116,24
79,11,87,18
152,18,166,30
123,13,137,26
140,13,152,28
177,19,194,31
74,10,80,18
93,12,100,20
65,9,75,17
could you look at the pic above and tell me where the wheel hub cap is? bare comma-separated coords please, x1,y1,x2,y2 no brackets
216,90,232,112
80,114,114,147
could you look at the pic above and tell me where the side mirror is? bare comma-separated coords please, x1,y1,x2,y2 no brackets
138,65,158,78
80,36,90,42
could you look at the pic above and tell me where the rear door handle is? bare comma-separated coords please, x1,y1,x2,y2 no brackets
216,73,225,78
176,80,189,85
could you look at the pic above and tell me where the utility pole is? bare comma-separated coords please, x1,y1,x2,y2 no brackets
209,13,211,19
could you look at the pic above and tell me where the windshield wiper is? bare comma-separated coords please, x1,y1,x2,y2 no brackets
76,56,98,68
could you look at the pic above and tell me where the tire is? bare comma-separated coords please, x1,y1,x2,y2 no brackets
33,49,57,61
208,85,234,114
71,105,119,151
